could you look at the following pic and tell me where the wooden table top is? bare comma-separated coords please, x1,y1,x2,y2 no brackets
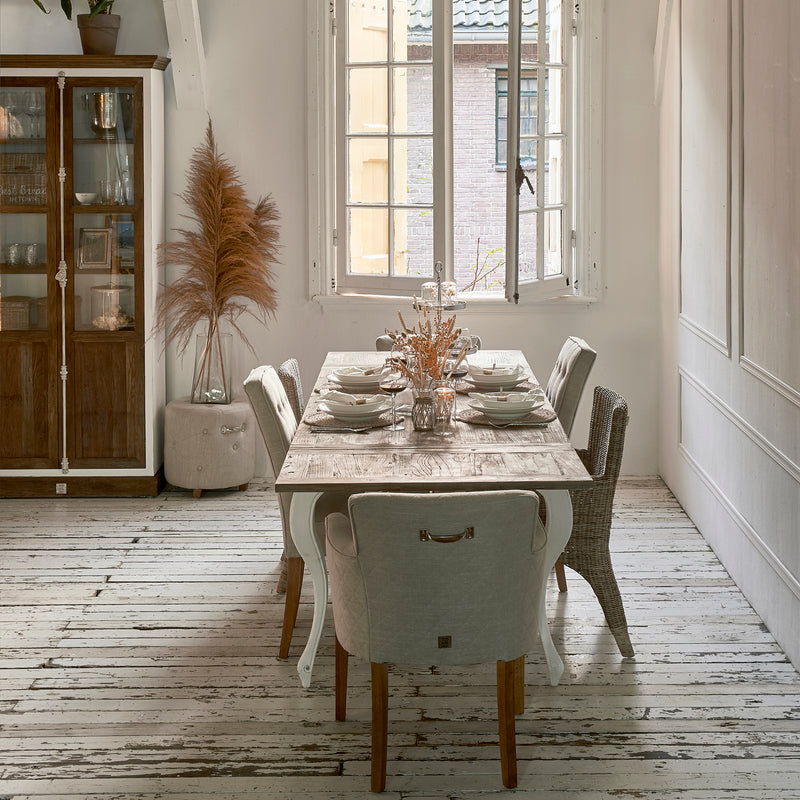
274,350,593,494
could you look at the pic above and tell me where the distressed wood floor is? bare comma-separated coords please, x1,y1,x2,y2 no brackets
1,478,799,799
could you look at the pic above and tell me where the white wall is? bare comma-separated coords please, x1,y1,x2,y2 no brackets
1,0,661,476
658,0,800,669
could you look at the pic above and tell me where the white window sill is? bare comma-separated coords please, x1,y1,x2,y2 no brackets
313,292,598,311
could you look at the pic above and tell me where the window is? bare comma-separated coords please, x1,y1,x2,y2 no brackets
307,0,603,303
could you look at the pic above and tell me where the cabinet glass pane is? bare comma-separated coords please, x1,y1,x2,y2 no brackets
0,213,48,331
72,87,135,208
73,214,135,332
1,86,47,207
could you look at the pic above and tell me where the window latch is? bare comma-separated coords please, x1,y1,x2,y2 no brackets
515,163,534,196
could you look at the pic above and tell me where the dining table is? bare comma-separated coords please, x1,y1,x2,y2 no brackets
274,349,593,689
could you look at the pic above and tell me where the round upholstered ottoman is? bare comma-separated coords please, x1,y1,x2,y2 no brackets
164,398,256,497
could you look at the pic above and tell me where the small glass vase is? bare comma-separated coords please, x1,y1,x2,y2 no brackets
191,330,233,404
411,390,435,431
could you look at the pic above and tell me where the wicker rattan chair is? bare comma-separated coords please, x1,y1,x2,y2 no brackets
276,357,305,424
556,385,634,658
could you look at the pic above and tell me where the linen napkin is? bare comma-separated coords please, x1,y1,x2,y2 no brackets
321,391,383,406
466,362,523,378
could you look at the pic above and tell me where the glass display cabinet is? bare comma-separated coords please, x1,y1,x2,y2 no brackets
0,56,168,496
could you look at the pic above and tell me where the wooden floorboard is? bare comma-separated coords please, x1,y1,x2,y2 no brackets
1,477,799,798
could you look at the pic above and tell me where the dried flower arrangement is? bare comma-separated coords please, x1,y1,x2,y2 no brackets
386,301,470,391
155,119,280,403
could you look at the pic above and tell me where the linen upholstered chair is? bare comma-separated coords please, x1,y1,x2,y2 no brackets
544,336,597,438
556,385,634,658
273,358,306,593
243,365,347,659
326,490,547,791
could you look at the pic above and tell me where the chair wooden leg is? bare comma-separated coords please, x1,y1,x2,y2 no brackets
371,662,389,792
513,656,524,715
496,658,518,789
335,636,349,721
278,557,304,659
555,559,568,592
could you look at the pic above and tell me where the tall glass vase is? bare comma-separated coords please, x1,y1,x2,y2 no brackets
191,330,233,404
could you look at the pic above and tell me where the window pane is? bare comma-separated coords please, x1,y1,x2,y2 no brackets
348,138,388,203
349,207,388,275
348,1,387,63
393,0,432,62
518,210,538,283
348,67,388,134
395,207,433,277
393,137,432,205
544,208,562,277
545,138,563,206
453,26,509,294
545,67,564,134
546,0,564,65
393,65,432,134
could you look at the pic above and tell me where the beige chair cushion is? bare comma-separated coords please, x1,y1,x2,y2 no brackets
326,490,547,666
545,336,597,437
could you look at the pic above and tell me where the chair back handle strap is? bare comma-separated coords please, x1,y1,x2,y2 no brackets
419,527,474,544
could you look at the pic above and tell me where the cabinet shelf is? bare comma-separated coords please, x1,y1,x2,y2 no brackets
0,263,47,274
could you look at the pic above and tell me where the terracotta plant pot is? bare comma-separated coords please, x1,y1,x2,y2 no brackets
77,13,121,56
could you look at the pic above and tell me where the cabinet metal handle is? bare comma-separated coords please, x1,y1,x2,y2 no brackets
220,423,246,435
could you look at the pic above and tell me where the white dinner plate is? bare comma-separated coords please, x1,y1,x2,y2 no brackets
468,390,545,411
318,401,391,424
328,373,385,392
319,392,388,414
466,399,538,421
464,362,527,389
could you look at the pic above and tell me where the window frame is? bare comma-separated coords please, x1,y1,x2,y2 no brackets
306,0,605,305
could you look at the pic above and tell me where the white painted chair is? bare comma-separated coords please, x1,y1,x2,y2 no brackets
326,490,547,791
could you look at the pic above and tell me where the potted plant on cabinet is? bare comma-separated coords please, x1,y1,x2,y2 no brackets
155,119,280,404
30,0,121,55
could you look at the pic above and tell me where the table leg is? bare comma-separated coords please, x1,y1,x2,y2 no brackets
288,490,324,688
538,489,573,686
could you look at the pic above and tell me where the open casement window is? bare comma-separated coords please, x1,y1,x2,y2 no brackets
309,0,600,303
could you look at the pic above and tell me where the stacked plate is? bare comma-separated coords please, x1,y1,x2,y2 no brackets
318,391,391,424
467,388,546,422
463,362,529,390
328,365,387,393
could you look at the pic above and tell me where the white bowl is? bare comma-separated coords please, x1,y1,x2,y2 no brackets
464,369,528,390
75,192,98,205
320,391,388,413
319,400,391,423
468,390,545,412
330,366,387,383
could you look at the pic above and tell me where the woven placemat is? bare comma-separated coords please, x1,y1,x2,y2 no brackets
457,406,556,427
305,409,397,430
455,379,539,396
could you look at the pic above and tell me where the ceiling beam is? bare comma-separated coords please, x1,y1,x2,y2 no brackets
162,0,207,109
